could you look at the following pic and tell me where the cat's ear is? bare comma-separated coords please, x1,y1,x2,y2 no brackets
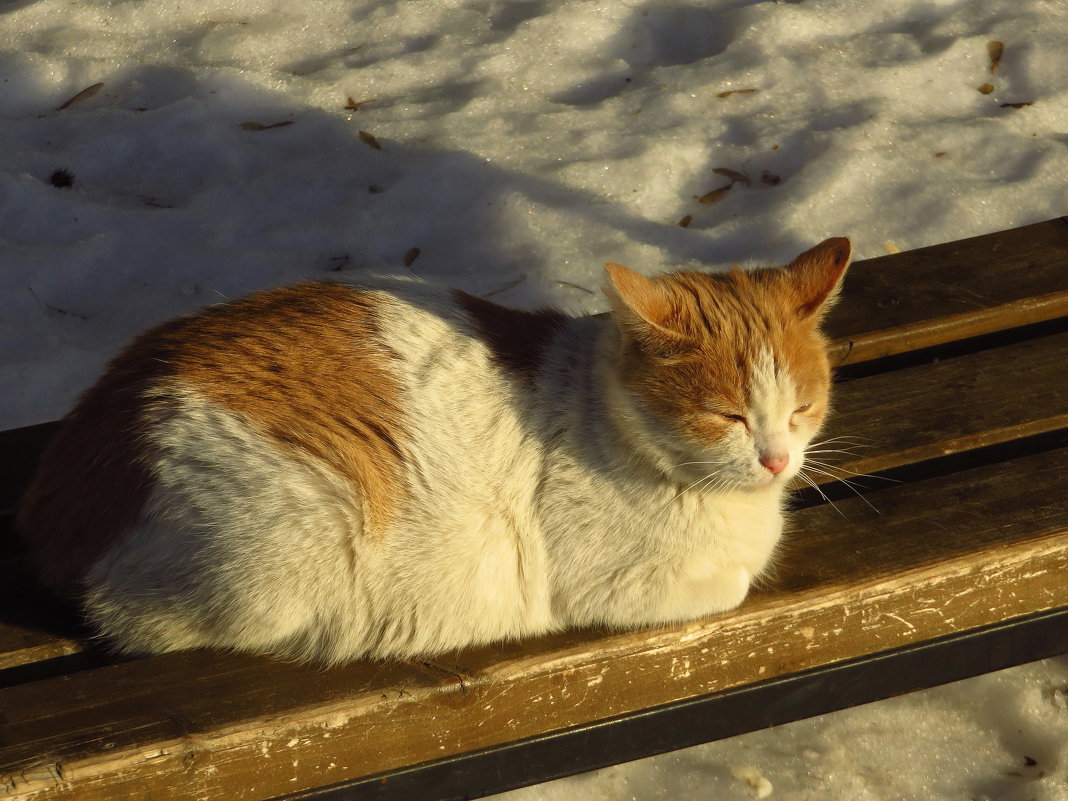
603,262,692,355
782,237,852,320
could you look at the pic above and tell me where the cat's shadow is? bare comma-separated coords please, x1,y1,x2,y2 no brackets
0,554,136,688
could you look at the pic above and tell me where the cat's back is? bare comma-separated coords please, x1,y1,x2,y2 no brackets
16,277,566,659
18,280,423,590
18,277,559,594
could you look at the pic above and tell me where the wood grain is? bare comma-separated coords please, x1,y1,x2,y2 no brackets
824,217,1068,364
0,559,82,671
0,623,80,673
811,329,1068,484
1,446,1065,801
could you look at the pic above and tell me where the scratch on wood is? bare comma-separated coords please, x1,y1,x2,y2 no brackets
1019,570,1051,579
911,606,944,615
669,657,693,679
883,612,916,632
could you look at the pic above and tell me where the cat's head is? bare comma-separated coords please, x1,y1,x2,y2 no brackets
603,238,851,490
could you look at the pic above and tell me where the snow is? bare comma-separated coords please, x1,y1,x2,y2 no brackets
1,0,1067,797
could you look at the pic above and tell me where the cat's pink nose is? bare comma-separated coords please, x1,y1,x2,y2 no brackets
760,452,789,475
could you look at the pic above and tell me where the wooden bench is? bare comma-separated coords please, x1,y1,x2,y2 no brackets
2,219,1067,801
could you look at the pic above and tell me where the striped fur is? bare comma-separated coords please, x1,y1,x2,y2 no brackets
18,240,851,663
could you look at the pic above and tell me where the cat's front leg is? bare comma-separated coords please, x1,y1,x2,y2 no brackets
653,563,751,623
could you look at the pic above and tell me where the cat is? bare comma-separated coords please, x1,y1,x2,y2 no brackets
17,238,851,664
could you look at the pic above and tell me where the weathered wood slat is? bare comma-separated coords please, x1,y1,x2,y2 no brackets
826,216,1068,364
829,291,1068,366
816,328,1068,482
2,445,1065,801
0,560,82,671
303,607,1068,801
0,618,80,672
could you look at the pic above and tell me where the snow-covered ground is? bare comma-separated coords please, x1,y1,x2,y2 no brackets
2,0,1067,797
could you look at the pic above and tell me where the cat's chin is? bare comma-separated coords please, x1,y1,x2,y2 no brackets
665,464,785,492
737,472,791,492
743,479,778,492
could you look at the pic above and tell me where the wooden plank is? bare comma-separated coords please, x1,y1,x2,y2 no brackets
283,608,1068,801
0,560,82,671
0,622,81,673
811,328,1068,484
2,445,1065,801
825,217,1068,364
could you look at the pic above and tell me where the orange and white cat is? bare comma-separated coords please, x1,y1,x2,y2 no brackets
18,238,851,663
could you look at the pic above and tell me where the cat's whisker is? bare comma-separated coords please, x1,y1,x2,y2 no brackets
819,443,874,452
795,470,847,518
653,458,738,519
807,440,875,452
804,458,901,484
657,471,721,514
801,464,867,488
677,472,721,496
702,476,740,499
698,473,731,495
800,466,883,516
651,472,726,527
665,459,731,472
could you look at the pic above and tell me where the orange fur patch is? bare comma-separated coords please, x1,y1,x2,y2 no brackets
19,283,406,591
160,283,406,538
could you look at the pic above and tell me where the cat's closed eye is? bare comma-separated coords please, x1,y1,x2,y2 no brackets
790,404,814,429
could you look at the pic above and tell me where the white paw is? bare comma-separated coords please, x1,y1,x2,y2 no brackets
653,564,753,622
707,564,751,612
